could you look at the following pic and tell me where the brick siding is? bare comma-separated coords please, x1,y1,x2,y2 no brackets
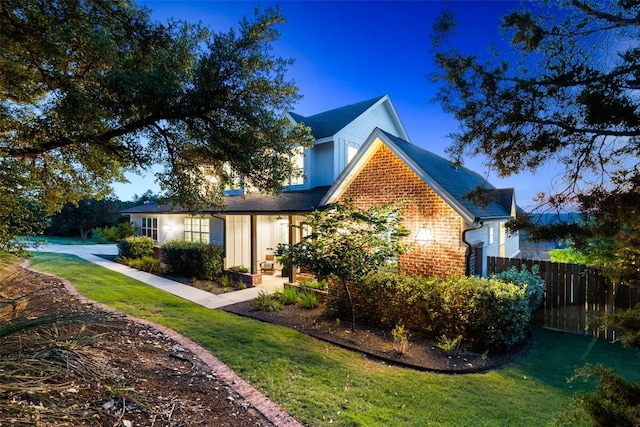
339,144,467,278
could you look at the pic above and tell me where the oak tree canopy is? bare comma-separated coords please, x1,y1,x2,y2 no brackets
0,0,312,246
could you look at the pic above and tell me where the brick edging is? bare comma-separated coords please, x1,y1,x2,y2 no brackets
21,260,303,427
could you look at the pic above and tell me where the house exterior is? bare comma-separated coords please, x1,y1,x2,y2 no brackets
122,95,519,280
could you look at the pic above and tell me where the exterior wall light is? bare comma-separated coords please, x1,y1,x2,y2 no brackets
415,227,433,245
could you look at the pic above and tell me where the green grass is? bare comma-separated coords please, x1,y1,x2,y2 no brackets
27,252,640,426
19,235,107,245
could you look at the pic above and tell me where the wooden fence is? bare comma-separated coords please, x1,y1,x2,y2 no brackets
487,257,640,339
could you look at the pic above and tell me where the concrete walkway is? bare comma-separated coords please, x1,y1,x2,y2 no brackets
29,244,285,309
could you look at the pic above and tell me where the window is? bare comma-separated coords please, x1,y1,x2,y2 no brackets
499,222,506,257
141,217,158,241
488,225,494,245
289,147,305,186
184,218,210,243
223,163,242,191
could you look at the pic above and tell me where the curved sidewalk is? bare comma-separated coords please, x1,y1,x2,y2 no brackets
29,244,283,309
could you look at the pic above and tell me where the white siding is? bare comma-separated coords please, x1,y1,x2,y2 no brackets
128,214,182,245
313,141,335,186
338,102,405,145
225,215,251,269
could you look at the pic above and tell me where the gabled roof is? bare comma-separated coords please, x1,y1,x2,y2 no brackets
121,186,331,215
320,129,515,223
289,95,400,140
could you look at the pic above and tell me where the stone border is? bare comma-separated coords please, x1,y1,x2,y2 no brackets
21,260,302,427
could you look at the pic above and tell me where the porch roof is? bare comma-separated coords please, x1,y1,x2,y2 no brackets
120,186,331,215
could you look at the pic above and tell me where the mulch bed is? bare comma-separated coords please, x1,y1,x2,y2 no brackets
223,301,529,374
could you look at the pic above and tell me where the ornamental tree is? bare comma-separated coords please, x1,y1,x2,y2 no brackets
0,0,312,248
280,200,409,330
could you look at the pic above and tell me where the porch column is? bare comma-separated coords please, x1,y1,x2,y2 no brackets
250,215,258,274
288,215,296,283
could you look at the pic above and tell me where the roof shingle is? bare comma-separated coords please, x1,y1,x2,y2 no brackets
289,96,384,139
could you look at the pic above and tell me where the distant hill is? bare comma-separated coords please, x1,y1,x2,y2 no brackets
518,212,581,260
529,212,581,225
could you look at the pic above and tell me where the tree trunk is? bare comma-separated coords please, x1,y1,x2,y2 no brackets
341,279,356,332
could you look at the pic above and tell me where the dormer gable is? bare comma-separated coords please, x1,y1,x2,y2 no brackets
285,95,409,143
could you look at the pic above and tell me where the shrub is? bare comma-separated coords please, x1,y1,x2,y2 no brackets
281,286,299,305
228,265,249,273
117,236,154,259
298,279,327,290
297,291,319,309
161,241,223,280
570,364,640,427
252,291,283,312
441,276,530,350
325,272,534,351
127,256,164,274
392,322,410,355
92,222,137,242
327,272,441,334
492,265,545,313
437,334,463,355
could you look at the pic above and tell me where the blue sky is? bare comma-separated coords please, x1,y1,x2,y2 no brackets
115,0,557,209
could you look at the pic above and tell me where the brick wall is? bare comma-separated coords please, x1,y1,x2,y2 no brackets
339,144,467,278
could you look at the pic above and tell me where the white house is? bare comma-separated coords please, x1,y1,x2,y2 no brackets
122,95,519,279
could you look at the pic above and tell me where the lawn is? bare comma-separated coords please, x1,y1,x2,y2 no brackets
28,252,640,426
19,235,108,245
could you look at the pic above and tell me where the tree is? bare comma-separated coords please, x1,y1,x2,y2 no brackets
431,2,640,424
280,200,409,330
0,0,313,248
432,0,640,287
431,1,640,275
47,198,123,241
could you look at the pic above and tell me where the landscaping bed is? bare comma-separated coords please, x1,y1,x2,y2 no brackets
4,259,275,426
223,300,528,373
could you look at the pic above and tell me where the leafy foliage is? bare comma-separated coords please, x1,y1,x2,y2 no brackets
46,198,125,241
570,364,640,427
125,256,164,274
431,1,640,283
280,200,409,329
549,247,588,265
251,291,283,312
327,271,536,351
160,240,223,280
297,291,319,309
116,236,154,260
0,1,312,249
492,265,545,313
92,221,137,243
607,305,640,350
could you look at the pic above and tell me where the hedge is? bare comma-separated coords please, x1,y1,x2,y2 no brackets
326,271,543,351
161,241,223,280
117,236,154,259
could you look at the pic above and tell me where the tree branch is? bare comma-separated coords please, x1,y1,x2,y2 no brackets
572,0,640,27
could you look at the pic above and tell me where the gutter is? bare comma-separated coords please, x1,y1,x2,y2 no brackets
462,218,484,276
